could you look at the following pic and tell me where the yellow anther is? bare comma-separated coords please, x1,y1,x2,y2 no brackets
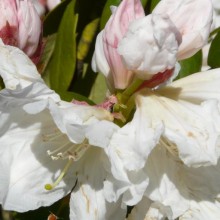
44,159,73,191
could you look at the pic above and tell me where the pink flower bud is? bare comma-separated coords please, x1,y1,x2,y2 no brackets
118,14,181,80
0,0,42,63
32,0,46,16
93,0,145,90
47,0,61,11
153,0,213,60
32,0,61,15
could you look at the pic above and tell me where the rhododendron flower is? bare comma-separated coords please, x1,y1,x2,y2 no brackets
153,0,213,60
117,13,181,80
0,0,42,63
127,146,220,219
92,0,213,90
32,0,61,16
0,43,126,219
103,68,220,218
92,0,145,90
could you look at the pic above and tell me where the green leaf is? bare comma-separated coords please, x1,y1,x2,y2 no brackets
0,77,4,90
89,73,107,104
38,34,56,75
176,50,202,80
208,32,220,69
141,0,149,7
149,0,160,11
209,26,220,38
58,90,95,105
43,0,71,36
48,0,78,92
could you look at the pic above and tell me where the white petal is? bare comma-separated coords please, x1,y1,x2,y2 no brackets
118,14,180,80
144,145,220,219
0,97,76,211
0,42,42,90
145,146,190,219
127,197,173,220
104,169,149,206
69,148,126,220
92,31,110,77
153,0,213,60
103,109,163,205
180,200,220,220
47,99,114,144
85,120,119,149
158,68,220,104
108,108,163,172
136,91,220,167
127,197,152,220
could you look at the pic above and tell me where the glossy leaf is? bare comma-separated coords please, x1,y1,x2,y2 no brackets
208,32,220,69
89,73,108,104
58,90,95,105
176,50,202,80
150,0,160,11
38,34,56,75
43,0,71,36
48,0,78,92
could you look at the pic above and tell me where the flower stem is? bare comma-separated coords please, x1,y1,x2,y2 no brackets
113,79,143,126
121,78,143,103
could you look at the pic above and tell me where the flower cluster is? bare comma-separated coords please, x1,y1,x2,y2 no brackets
0,0,220,219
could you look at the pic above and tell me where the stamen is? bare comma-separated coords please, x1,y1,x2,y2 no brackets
160,137,179,158
42,131,63,142
45,159,73,190
47,142,73,157
48,142,90,161
65,143,90,160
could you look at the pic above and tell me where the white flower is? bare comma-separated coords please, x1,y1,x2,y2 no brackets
127,145,220,219
92,0,213,91
118,13,181,80
0,43,126,219
0,39,42,90
153,0,213,60
104,68,220,217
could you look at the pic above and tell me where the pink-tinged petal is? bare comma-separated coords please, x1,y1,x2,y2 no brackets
104,0,145,43
92,31,111,79
153,0,213,60
102,0,145,89
0,0,42,62
47,0,61,11
32,0,46,16
118,14,181,80
17,0,42,57
0,0,18,46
